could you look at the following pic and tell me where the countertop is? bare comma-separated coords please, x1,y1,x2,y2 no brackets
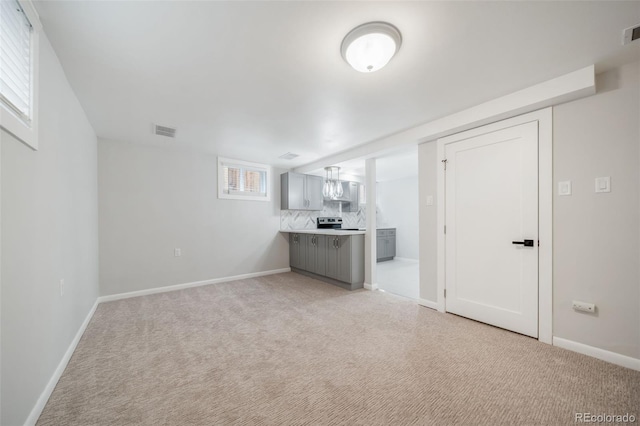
280,229,366,235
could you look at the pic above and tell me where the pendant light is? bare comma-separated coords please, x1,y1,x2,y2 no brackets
341,22,402,73
322,167,332,198
335,167,344,198
323,166,343,200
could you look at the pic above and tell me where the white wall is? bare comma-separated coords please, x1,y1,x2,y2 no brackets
376,176,419,260
98,140,289,296
418,61,640,360
553,61,639,359
1,36,99,425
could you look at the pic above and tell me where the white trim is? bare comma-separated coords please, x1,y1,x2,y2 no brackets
0,0,40,151
392,257,419,262
364,158,377,291
418,298,439,311
98,268,291,302
294,65,595,175
436,107,554,344
436,140,446,313
364,282,378,291
553,337,640,372
537,108,553,345
24,300,99,426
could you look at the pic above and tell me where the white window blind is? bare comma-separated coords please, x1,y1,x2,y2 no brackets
0,0,32,124
218,157,271,201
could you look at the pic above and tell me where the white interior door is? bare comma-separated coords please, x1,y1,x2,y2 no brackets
445,121,539,338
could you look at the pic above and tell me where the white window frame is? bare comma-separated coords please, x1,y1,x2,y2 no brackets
0,0,41,151
217,157,271,202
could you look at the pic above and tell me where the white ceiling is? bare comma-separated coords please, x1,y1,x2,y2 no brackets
308,147,418,183
33,1,640,169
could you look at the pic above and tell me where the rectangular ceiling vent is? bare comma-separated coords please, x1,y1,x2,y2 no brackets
154,124,176,138
278,152,299,160
622,23,640,45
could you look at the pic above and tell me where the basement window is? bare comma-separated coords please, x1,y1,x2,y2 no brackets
218,157,271,201
0,0,40,150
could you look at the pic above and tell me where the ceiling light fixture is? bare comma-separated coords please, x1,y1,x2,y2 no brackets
323,166,344,199
341,22,402,73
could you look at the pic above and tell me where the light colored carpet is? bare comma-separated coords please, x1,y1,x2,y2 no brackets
37,272,639,425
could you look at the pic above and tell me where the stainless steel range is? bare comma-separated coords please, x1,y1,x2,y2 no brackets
317,217,343,229
317,217,362,231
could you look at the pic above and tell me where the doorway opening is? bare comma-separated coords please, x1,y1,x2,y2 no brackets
375,147,419,300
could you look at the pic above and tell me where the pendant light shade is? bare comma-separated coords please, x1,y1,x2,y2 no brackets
334,167,344,197
341,22,402,73
324,166,343,200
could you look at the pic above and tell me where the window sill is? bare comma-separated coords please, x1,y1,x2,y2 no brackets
0,107,38,150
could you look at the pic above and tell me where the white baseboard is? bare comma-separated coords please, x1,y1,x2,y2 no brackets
393,257,419,263
418,298,439,310
24,300,99,426
364,282,378,291
98,268,292,303
553,337,640,371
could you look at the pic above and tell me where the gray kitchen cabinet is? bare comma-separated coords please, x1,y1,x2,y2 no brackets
289,233,364,290
345,181,360,212
376,228,396,262
289,233,307,270
305,234,326,276
281,172,323,210
326,235,364,285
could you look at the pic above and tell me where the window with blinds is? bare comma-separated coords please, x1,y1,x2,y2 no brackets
0,0,33,124
218,157,271,201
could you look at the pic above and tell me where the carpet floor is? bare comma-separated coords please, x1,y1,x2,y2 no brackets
37,272,640,425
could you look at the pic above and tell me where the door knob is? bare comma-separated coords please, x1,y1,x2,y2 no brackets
512,239,534,247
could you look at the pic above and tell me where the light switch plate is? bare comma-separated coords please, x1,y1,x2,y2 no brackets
426,195,434,206
558,181,572,196
595,176,611,193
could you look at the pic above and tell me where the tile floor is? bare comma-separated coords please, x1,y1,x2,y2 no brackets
377,258,419,300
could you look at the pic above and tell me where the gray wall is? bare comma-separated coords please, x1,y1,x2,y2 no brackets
98,140,289,296
377,176,419,260
418,142,438,302
1,36,99,425
418,60,640,360
553,61,639,359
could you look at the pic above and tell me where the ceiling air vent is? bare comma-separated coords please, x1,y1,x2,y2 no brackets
278,152,299,160
622,23,640,45
154,124,176,138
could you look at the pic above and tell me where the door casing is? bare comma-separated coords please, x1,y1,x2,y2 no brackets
436,107,553,344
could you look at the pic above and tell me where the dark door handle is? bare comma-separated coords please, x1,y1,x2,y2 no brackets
512,239,534,247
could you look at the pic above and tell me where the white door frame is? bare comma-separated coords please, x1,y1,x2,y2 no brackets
436,107,553,344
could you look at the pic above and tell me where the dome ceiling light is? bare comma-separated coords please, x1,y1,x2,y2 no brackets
341,22,402,73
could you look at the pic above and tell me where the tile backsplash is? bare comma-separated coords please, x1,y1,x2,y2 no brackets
280,203,367,230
